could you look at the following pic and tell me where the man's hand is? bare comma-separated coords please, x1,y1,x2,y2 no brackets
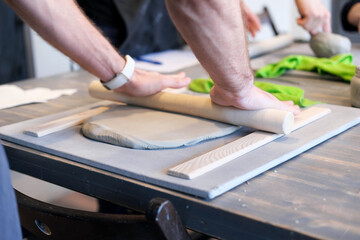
295,0,331,34
210,83,301,114
115,69,191,96
165,0,300,113
241,2,261,37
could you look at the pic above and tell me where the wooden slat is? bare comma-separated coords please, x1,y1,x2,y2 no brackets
167,107,331,179
23,106,109,137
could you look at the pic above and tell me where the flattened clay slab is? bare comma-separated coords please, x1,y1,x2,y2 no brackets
310,32,351,58
82,105,240,149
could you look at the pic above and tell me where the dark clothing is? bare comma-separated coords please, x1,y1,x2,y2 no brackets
341,0,360,31
0,1,28,83
77,0,185,57
0,143,22,240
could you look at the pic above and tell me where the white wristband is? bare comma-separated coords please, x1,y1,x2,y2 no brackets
101,55,135,90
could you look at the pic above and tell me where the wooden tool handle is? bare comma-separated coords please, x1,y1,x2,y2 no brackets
88,81,294,134
24,106,109,137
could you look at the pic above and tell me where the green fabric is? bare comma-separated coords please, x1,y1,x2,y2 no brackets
255,54,355,82
189,78,320,107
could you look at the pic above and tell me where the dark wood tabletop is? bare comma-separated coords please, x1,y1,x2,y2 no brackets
1,43,360,240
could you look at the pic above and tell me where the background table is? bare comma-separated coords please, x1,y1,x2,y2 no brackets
1,43,360,239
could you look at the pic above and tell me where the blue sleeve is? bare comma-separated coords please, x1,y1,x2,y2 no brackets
0,143,22,240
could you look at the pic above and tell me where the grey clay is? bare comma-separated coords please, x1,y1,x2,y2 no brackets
310,33,351,58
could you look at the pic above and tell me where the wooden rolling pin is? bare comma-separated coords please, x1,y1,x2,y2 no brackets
248,34,294,58
88,81,294,134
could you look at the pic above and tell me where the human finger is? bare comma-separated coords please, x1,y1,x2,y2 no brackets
322,13,332,32
298,17,321,35
277,101,301,114
160,74,191,89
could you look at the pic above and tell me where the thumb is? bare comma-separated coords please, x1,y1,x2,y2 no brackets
322,20,332,33
297,17,306,27
162,75,191,89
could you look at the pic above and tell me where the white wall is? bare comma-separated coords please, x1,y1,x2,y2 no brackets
30,29,72,78
30,29,80,79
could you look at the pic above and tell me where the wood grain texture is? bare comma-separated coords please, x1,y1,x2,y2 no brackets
24,106,109,137
0,70,99,128
2,43,360,240
168,107,331,179
88,81,294,134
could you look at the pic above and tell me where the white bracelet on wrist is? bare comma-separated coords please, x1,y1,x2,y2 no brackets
100,55,135,90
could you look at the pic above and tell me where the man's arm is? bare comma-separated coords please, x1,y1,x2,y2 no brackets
165,0,299,113
5,0,190,96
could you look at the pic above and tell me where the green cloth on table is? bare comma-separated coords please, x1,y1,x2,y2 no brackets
255,54,356,82
189,78,320,107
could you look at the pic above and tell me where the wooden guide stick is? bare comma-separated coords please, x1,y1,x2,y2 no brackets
24,106,109,137
167,107,331,179
88,81,294,134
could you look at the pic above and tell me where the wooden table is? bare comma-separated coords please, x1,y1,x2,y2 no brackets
1,43,360,240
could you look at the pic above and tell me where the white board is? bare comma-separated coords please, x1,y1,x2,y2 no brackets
0,103,359,199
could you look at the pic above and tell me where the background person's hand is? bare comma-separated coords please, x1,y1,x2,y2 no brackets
115,69,191,96
295,0,331,35
241,2,261,37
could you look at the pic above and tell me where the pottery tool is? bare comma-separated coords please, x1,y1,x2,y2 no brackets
24,106,109,137
88,81,294,134
257,7,279,36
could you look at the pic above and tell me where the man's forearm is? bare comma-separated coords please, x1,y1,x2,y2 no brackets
165,0,253,93
5,0,124,81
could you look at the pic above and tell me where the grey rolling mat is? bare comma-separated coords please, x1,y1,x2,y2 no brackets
1,102,359,199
